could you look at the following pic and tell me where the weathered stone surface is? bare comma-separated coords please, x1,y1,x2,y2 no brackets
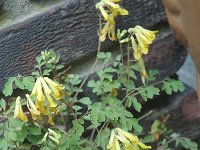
141,85,200,140
144,31,187,80
0,0,182,90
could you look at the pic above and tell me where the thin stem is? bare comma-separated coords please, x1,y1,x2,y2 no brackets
125,42,131,108
122,80,163,106
137,110,153,121
54,66,72,80
90,128,96,141
38,67,43,77
120,43,124,65
74,15,102,99
15,142,20,150
99,120,109,134
60,110,66,127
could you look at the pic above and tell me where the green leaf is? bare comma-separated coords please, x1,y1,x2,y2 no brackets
15,78,25,90
31,71,40,76
2,77,15,96
127,96,142,112
87,80,96,88
141,135,154,143
130,118,143,133
36,56,43,64
150,120,161,133
43,69,52,76
22,76,35,91
79,97,92,105
95,128,111,150
118,117,142,133
162,78,185,95
27,134,41,144
8,118,24,131
26,125,41,135
56,65,64,70
15,130,28,142
5,131,17,141
138,89,147,101
145,86,160,99
97,52,112,60
0,138,9,150
72,105,83,111
0,99,6,111
177,138,198,150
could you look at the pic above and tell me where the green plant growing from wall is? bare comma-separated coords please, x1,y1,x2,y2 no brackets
0,0,197,150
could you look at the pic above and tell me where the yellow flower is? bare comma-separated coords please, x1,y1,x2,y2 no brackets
48,114,55,126
96,0,128,42
45,93,58,108
31,78,45,102
138,59,148,78
128,26,158,55
29,76,64,125
44,77,64,100
135,26,158,41
107,130,116,149
107,128,152,150
13,96,28,122
138,141,152,149
131,36,141,60
109,7,128,17
100,22,110,42
96,0,128,19
99,15,117,42
98,5,109,20
39,77,51,95
116,128,139,143
35,99,48,115
135,32,148,55
26,94,41,120
107,130,121,150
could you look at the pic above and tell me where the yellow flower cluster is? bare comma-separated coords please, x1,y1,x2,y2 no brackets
128,26,158,83
128,26,158,61
96,0,128,42
14,77,64,125
107,128,152,150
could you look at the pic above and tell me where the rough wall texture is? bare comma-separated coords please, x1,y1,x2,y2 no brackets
0,0,185,90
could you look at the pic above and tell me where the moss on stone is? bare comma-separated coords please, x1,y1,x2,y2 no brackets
0,0,65,28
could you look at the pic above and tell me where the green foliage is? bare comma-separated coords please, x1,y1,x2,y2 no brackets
150,119,198,150
0,0,193,149
127,96,142,112
162,78,185,94
0,50,191,150
2,76,35,96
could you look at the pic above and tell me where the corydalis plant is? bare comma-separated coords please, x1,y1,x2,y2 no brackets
0,0,190,150
14,70,65,125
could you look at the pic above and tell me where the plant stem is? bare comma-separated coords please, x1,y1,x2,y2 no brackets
137,110,153,121
90,128,96,141
120,43,124,65
125,42,131,108
74,15,102,99
54,66,71,80
99,120,109,134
